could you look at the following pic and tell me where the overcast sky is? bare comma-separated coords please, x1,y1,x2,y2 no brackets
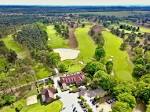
0,0,150,6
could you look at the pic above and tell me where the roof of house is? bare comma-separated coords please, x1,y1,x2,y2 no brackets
60,72,85,84
41,87,56,103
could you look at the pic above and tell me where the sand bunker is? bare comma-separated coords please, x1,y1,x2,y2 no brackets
54,48,80,61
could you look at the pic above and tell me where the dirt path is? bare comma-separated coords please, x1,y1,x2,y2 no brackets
68,27,78,48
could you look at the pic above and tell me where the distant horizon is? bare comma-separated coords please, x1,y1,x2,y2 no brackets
0,5,150,7
0,0,150,6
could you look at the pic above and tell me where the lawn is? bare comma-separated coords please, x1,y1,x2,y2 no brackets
21,100,63,112
1,35,29,59
0,100,62,112
33,63,52,79
102,31,133,81
47,25,68,48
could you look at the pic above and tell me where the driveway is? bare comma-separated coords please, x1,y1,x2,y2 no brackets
58,91,83,112
53,76,83,112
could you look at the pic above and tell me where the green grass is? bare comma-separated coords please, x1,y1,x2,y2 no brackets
21,100,63,112
102,31,133,81
62,60,84,73
47,25,68,48
75,26,96,62
0,100,62,112
62,25,96,73
1,35,29,59
33,63,52,79
140,27,150,33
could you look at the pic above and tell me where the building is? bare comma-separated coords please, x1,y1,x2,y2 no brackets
41,87,56,103
59,72,85,89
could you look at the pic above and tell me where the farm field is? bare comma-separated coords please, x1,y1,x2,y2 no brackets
47,25,69,48
102,31,133,81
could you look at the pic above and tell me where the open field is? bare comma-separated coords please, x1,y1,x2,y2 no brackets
47,26,68,48
73,11,150,17
102,31,133,81
1,35,29,59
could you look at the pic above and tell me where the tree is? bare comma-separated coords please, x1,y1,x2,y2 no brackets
112,101,132,112
132,64,146,78
145,51,150,63
93,70,114,91
82,61,105,77
15,23,48,51
135,82,150,103
47,52,60,67
133,47,143,57
113,82,135,97
106,60,113,74
120,42,127,51
58,63,68,73
7,49,17,63
3,94,16,105
146,103,150,112
117,93,136,108
95,46,105,60
140,74,150,83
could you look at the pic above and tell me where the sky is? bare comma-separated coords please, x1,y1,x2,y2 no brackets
0,0,150,6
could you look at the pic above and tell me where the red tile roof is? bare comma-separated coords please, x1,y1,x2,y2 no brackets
60,72,85,85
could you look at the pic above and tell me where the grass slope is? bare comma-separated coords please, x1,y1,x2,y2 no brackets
102,31,133,81
1,35,29,59
47,26,68,48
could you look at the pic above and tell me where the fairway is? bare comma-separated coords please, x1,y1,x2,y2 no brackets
102,31,133,81
47,25,68,48
1,35,29,59
62,25,96,73
75,26,96,62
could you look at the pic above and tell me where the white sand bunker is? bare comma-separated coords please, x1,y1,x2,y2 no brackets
54,48,80,61
26,95,37,106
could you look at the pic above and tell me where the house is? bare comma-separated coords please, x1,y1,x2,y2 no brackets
59,72,85,89
41,87,56,103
